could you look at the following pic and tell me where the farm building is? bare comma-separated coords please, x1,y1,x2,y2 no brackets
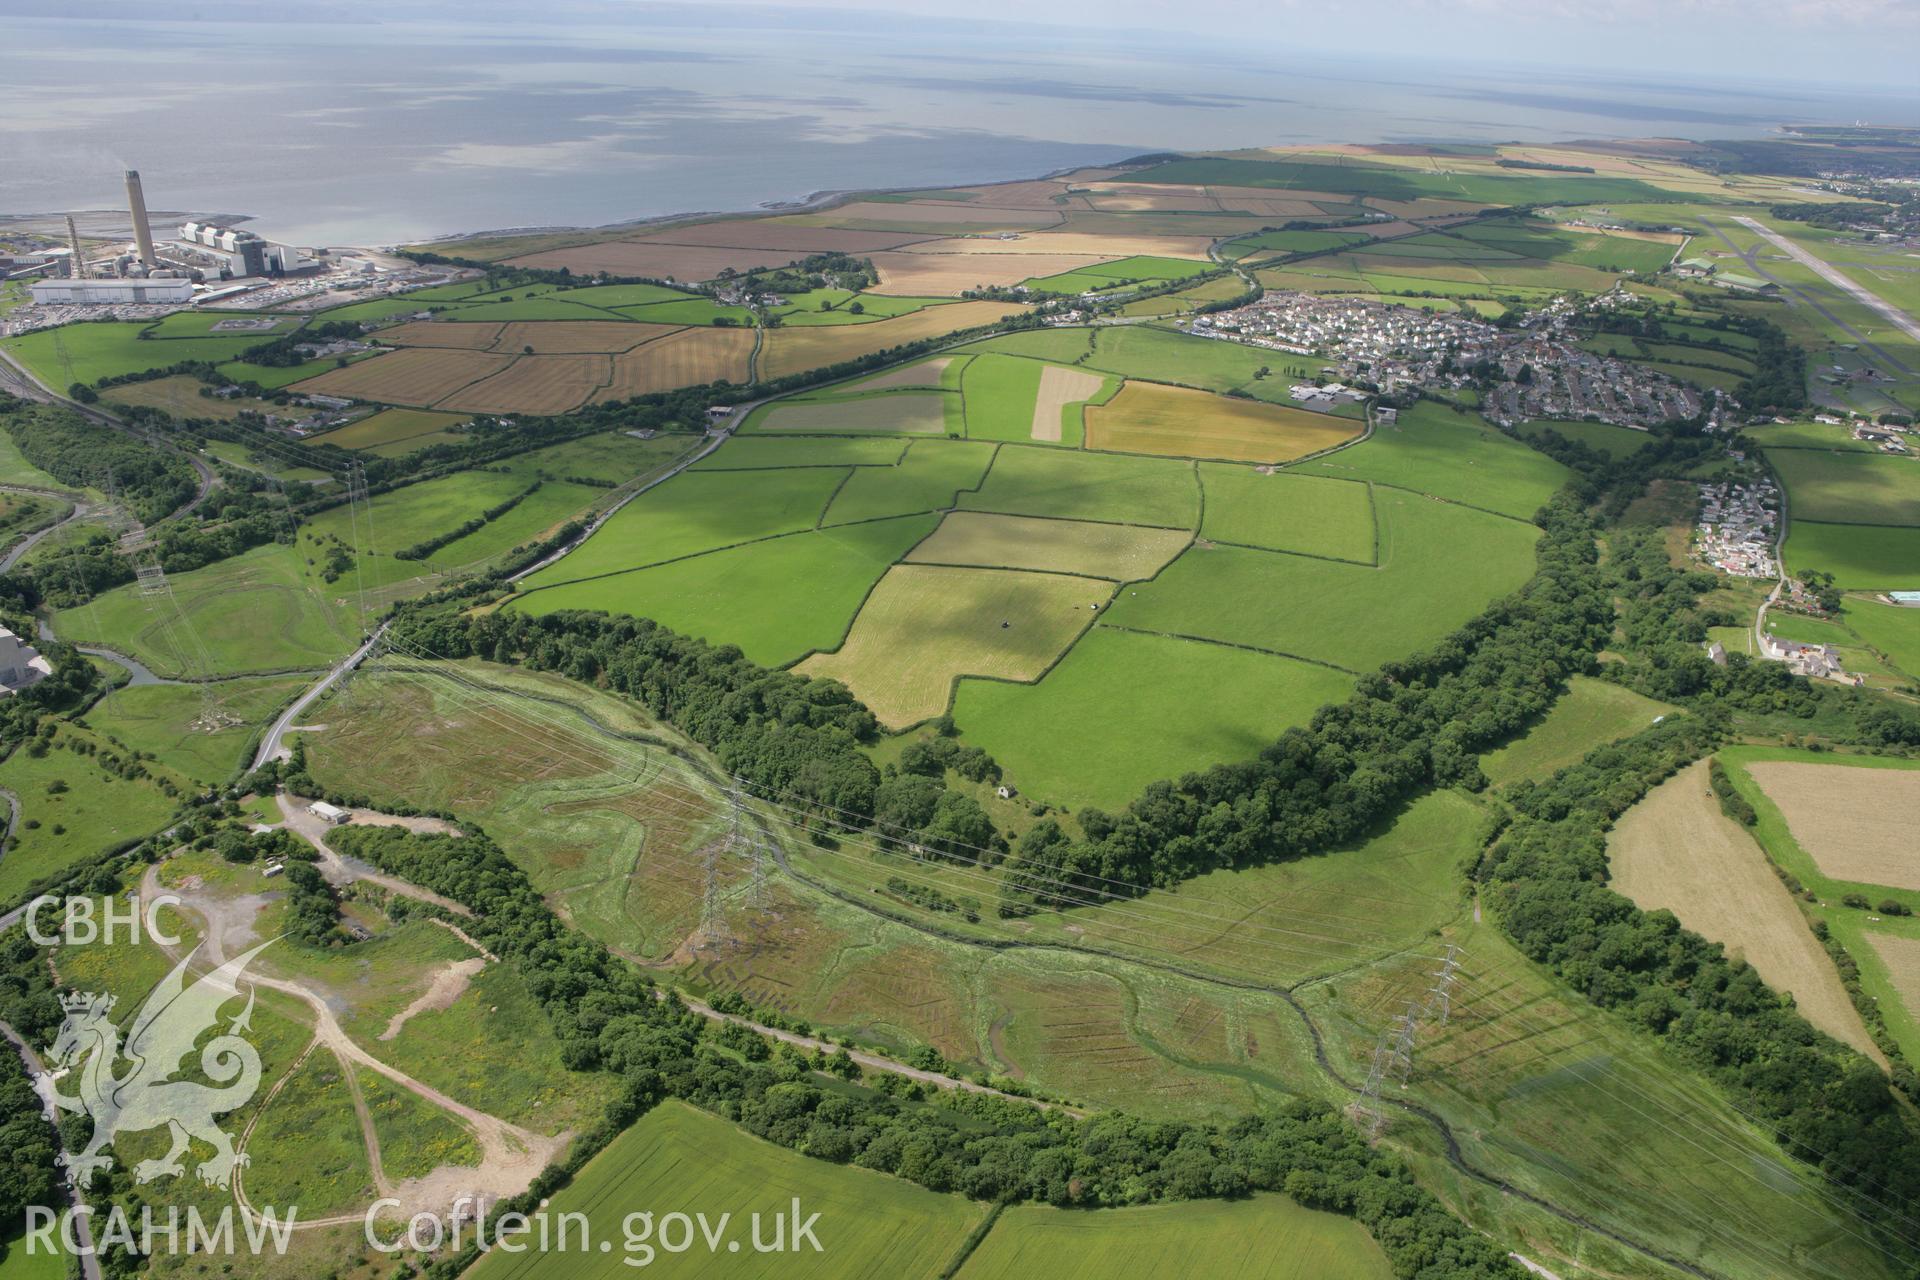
309,800,352,825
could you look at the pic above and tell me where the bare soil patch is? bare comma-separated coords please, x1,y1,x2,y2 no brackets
1746,761,1920,891
1609,761,1883,1061
1029,364,1106,442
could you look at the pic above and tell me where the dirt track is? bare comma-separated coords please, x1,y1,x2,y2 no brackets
141,863,565,1229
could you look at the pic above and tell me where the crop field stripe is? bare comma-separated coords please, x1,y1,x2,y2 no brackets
512,505,948,596
1203,538,1376,569
1097,622,1363,675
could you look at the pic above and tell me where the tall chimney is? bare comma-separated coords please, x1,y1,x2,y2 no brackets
66,215,86,279
124,170,157,267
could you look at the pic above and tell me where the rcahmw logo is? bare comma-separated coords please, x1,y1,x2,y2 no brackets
38,940,273,1189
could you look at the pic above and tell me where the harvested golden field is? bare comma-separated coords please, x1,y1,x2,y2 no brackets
906,512,1190,580
1086,382,1361,464
759,395,948,434
805,201,1063,228
1864,933,1920,1026
1086,191,1223,212
493,320,679,354
757,301,1028,380
1030,364,1106,442
796,564,1103,728
1746,761,1920,891
505,241,801,281
1609,761,1884,1061
437,354,612,415
869,251,1108,296
591,327,756,401
377,320,506,349
897,232,1213,259
630,221,931,252
292,347,511,407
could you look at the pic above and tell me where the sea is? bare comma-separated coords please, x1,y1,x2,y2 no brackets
4,6,1917,248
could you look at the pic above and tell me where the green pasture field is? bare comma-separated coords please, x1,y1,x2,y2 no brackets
1079,326,1321,403
1747,420,1875,452
0,1223,67,1279
957,1195,1389,1280
959,445,1199,529
309,295,458,325
768,290,953,326
1295,402,1568,519
0,722,189,903
144,310,296,338
301,468,585,573
1662,320,1758,349
906,512,1189,580
1768,448,1920,526
1637,340,1755,374
513,515,939,665
1198,466,1375,562
425,478,604,571
1516,419,1654,458
522,466,849,585
798,564,1107,727
1,322,260,386
1842,597,1920,680
1133,157,1673,205
1479,676,1677,789
955,626,1353,810
1117,275,1252,318
959,352,1111,446
545,282,699,308
818,438,996,524
85,675,310,784
960,353,1047,441
416,294,626,323
1102,490,1539,672
1455,220,1681,274
307,407,470,452
1764,612,1856,647
955,327,1095,365
53,541,363,678
466,1101,986,1280
614,298,755,325
220,352,379,389
1083,255,1213,281
693,437,908,469
1641,360,1745,394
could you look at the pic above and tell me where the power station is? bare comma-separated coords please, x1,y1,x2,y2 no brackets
26,166,319,306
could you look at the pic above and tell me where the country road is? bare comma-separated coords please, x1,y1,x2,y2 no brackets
1732,215,1920,347
0,1020,104,1280
251,623,388,770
